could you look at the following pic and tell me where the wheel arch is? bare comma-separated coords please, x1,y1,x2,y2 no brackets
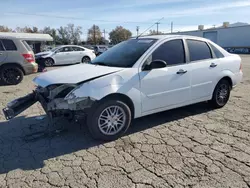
81,56,91,63
44,57,55,65
99,93,135,119
217,76,233,89
0,63,25,75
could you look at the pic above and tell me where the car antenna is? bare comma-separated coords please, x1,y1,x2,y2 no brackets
136,17,164,39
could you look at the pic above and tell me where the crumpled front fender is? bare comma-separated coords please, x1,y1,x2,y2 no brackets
65,74,142,118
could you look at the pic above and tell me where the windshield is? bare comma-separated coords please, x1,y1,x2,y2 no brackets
51,46,61,52
91,38,157,67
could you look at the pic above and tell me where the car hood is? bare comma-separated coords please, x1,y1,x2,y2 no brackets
35,51,52,56
33,64,124,87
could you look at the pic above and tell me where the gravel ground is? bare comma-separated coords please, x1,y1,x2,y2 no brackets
0,56,249,188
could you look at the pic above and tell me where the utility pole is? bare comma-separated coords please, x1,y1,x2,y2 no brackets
171,22,173,33
136,26,140,37
93,24,96,45
156,22,160,34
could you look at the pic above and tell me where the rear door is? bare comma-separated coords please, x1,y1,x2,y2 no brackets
72,46,85,63
54,47,74,64
187,39,219,101
0,40,7,63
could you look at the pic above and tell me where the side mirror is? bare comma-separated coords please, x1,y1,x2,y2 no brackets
143,60,167,71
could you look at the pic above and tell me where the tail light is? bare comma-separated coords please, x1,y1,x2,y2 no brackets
22,54,35,63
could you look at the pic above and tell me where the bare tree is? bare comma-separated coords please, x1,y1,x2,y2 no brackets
148,29,164,35
67,24,82,45
0,26,12,32
15,26,39,33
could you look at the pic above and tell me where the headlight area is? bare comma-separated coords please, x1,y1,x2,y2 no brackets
38,84,96,121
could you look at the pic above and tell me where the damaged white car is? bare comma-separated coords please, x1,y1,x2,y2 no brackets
3,35,243,140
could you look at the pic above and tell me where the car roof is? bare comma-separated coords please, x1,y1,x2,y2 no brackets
134,34,209,42
0,32,53,41
59,45,86,48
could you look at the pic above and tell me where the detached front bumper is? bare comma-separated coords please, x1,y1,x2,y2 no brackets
3,92,38,120
2,89,96,121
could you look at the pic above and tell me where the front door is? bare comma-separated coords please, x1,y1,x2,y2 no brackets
186,39,219,100
139,39,191,113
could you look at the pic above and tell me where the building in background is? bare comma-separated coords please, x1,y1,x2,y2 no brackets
172,22,250,54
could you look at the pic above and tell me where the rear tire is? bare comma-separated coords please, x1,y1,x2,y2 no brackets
81,56,91,63
87,99,132,140
44,58,54,67
210,79,231,108
0,65,24,85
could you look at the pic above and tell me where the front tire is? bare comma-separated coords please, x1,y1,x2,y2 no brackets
0,65,24,85
210,79,231,108
87,99,132,140
44,58,54,67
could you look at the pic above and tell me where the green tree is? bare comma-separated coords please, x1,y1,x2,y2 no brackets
87,25,102,45
57,26,71,45
109,26,132,44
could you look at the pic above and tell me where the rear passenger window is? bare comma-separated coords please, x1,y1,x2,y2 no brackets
2,39,17,51
209,43,224,58
187,40,212,61
0,41,4,51
22,41,32,51
152,39,185,66
72,47,84,51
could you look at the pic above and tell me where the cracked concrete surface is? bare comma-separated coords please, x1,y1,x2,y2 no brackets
0,55,249,188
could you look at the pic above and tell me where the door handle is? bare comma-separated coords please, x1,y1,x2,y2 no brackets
176,69,187,74
0,52,3,55
210,63,217,68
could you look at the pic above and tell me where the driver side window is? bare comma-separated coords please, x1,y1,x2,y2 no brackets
151,39,186,66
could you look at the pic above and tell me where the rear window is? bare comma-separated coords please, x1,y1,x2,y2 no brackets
2,39,17,51
22,41,33,51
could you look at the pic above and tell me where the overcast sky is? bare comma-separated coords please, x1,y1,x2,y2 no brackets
1,0,250,39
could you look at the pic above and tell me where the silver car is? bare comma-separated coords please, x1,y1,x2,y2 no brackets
0,36,38,85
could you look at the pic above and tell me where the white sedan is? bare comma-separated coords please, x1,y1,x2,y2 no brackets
35,45,96,66
3,35,243,140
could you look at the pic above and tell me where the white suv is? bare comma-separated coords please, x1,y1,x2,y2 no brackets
35,45,96,66
3,35,243,140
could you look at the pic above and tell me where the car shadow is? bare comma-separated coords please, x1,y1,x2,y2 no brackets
0,102,213,174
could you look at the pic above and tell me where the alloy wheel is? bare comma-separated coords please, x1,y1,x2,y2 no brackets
44,58,54,67
98,105,126,136
3,68,22,84
216,84,229,106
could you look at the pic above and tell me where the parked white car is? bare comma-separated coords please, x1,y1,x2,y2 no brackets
3,35,243,140
35,45,96,66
